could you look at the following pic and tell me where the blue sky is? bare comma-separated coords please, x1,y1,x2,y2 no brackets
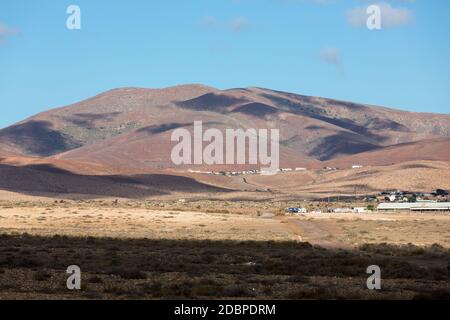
0,0,449,128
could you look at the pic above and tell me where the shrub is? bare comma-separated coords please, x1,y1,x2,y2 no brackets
114,269,147,280
222,284,254,297
88,275,103,284
33,270,51,281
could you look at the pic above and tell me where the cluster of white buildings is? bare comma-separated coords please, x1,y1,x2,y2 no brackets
286,207,322,215
188,167,307,176
188,169,262,176
277,167,307,173
321,165,364,171
188,165,365,176
333,207,368,213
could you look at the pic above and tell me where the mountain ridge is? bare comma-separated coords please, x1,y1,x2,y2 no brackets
0,84,449,171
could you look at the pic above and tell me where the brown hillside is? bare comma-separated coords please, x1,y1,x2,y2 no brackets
326,138,450,168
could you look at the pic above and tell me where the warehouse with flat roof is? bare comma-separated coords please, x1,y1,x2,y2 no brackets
377,202,450,212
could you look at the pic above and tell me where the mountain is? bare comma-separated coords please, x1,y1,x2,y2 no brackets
0,159,231,199
0,148,10,158
1,84,449,172
326,138,450,168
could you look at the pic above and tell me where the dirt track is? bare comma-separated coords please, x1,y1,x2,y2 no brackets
283,217,348,249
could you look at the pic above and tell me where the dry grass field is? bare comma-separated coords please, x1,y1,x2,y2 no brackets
0,200,449,300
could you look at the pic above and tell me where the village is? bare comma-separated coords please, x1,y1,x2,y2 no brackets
185,166,450,215
188,167,307,176
187,164,367,176
285,189,450,215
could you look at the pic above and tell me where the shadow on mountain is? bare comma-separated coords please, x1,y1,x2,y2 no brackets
261,93,390,144
0,163,232,199
305,125,326,131
0,121,81,156
340,184,378,193
137,123,193,134
0,234,448,299
232,103,279,119
177,93,248,112
137,121,224,135
365,118,409,132
401,163,435,170
261,88,371,112
325,99,370,111
64,112,122,128
309,132,381,161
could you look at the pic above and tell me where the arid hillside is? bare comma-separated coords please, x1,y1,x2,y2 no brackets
0,153,448,200
326,138,450,167
0,85,449,199
0,85,449,171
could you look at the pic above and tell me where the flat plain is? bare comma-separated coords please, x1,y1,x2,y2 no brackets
0,200,449,300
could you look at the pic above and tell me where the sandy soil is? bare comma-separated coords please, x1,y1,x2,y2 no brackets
286,212,450,248
0,206,293,241
0,202,449,249
0,201,449,300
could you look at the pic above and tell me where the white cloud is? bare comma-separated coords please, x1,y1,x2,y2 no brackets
319,46,342,66
200,16,250,33
346,2,414,29
200,15,218,28
0,23,20,44
229,17,249,32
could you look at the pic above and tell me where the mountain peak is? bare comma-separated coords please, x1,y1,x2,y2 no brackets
0,85,449,169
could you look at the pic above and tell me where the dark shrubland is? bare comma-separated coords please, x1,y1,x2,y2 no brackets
0,234,448,299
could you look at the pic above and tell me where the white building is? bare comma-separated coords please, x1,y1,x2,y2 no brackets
377,202,450,212
410,202,450,212
388,195,397,202
333,208,353,213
